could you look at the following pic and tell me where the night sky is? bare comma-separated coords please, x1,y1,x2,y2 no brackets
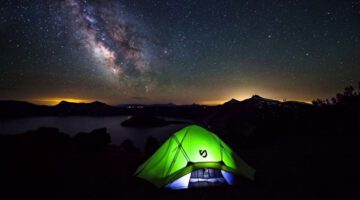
1,0,360,105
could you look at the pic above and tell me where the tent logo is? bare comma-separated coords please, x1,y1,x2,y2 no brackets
199,150,207,158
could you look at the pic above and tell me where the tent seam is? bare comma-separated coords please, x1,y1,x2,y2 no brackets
166,135,181,176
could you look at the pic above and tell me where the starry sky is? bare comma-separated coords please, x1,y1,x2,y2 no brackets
1,0,360,105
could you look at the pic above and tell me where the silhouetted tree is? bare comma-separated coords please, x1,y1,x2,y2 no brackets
3,127,71,149
120,139,139,153
344,86,354,97
312,98,325,106
325,99,330,105
331,97,337,105
336,93,343,103
72,128,110,151
313,82,360,107
144,136,159,156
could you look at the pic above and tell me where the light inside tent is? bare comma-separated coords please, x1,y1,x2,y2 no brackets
165,169,236,190
221,170,235,185
165,173,191,190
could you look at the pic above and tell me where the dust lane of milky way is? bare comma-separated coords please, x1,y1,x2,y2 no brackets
60,0,158,91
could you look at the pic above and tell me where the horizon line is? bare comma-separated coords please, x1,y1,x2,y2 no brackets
0,96,313,106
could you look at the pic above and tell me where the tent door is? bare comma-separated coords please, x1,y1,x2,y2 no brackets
188,168,227,188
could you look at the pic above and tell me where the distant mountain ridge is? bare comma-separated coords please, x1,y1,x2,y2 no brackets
223,95,310,108
223,95,281,107
53,101,119,116
0,100,123,118
0,96,310,118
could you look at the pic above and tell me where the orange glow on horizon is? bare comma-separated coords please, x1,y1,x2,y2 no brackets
197,95,312,106
198,99,227,105
285,99,313,104
31,97,95,106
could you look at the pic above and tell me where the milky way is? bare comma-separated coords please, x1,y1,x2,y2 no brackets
60,0,157,92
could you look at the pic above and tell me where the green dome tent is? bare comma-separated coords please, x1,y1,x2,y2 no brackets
134,125,255,189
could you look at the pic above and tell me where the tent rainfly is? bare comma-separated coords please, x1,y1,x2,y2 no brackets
134,125,256,189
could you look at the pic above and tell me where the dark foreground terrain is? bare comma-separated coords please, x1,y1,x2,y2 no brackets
1,86,360,200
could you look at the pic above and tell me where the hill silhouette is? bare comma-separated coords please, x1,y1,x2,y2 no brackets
0,100,126,118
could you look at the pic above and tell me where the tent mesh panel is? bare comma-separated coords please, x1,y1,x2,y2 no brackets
189,168,227,188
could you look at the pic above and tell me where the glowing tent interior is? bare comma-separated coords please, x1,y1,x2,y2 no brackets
134,125,256,189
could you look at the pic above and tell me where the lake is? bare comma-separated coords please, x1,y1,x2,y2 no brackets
0,116,189,149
